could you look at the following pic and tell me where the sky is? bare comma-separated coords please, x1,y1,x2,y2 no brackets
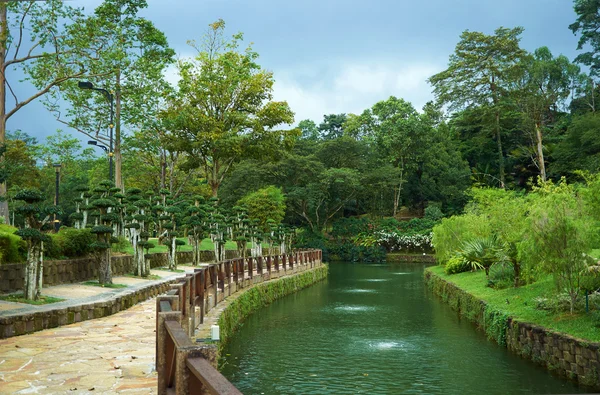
8,0,583,145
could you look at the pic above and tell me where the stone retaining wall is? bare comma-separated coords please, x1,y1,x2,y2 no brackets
0,249,281,294
0,279,180,339
424,269,600,389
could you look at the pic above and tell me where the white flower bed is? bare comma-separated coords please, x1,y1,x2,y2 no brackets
374,231,433,252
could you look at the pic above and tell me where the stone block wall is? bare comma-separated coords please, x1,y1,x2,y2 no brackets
1,251,194,294
0,280,178,339
424,269,600,389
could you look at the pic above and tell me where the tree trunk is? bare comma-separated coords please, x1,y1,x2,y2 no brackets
36,241,44,299
24,241,39,300
210,182,219,198
0,5,8,224
82,197,89,228
115,70,123,190
98,237,112,285
168,236,177,270
513,260,520,288
534,122,546,182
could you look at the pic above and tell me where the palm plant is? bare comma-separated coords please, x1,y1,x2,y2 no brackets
459,236,502,279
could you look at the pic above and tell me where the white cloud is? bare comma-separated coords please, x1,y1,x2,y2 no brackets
272,62,443,125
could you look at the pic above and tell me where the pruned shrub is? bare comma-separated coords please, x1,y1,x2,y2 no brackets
0,224,26,263
444,255,471,275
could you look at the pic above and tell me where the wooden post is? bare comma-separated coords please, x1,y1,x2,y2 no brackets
248,257,253,280
156,311,182,394
257,256,263,275
199,269,205,324
266,255,272,273
274,255,280,272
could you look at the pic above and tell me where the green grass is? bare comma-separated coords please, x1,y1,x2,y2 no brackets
116,237,240,255
428,265,600,342
0,293,65,305
82,281,128,289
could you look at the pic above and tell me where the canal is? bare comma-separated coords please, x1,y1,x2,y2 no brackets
220,262,585,394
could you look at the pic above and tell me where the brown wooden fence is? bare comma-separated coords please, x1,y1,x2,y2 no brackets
155,249,323,395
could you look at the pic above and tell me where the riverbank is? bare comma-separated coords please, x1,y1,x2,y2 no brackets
424,266,600,389
193,264,328,350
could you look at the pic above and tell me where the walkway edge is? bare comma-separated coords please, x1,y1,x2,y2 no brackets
0,276,184,339
424,268,600,390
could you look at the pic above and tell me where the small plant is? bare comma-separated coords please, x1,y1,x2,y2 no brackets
444,255,471,275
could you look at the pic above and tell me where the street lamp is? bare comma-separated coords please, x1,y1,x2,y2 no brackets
87,140,109,153
78,81,114,181
53,163,61,233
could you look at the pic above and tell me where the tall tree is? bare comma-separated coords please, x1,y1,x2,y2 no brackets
0,1,96,221
318,114,347,140
165,19,295,197
429,27,526,188
570,0,600,76
513,47,580,181
45,0,174,190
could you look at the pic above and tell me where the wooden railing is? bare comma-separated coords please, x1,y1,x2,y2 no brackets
156,249,323,395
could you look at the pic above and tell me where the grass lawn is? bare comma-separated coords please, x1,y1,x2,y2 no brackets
82,281,128,289
0,293,65,305
427,265,600,342
116,238,239,255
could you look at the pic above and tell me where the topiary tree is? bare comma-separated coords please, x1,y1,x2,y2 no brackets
232,206,249,259
208,203,227,262
70,185,89,229
125,188,152,277
185,199,208,266
159,201,181,270
14,189,61,300
90,180,117,285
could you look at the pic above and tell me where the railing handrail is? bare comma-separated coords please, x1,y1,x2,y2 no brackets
156,249,323,395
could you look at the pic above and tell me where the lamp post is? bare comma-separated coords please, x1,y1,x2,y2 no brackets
78,81,114,181
53,163,61,233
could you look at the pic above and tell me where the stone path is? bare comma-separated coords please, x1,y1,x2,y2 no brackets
0,265,206,394
0,297,158,394
0,266,199,316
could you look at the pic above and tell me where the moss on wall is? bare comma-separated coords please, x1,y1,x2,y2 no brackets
218,265,328,347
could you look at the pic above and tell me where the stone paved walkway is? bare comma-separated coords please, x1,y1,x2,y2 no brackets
0,297,158,394
0,265,206,394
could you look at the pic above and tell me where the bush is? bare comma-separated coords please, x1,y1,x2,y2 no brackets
0,224,26,263
46,227,96,259
432,213,491,264
444,255,471,275
111,236,131,253
294,229,329,261
487,262,515,289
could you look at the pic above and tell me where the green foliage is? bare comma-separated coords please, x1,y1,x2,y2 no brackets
424,205,444,222
444,255,471,275
432,213,491,264
164,19,295,198
0,224,26,263
522,180,598,312
238,186,286,232
459,235,503,278
46,227,96,259
487,262,516,290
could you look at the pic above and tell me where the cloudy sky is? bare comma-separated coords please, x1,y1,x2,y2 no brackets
9,0,582,144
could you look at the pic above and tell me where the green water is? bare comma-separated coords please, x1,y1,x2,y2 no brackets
220,263,587,394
